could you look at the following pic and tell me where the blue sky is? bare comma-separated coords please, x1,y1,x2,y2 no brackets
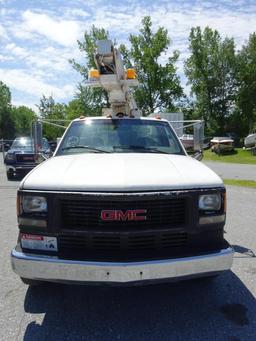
0,0,256,112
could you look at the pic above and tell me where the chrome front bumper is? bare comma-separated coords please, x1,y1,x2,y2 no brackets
6,165,35,172
11,246,234,285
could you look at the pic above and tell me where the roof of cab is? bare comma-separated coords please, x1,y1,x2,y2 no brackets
72,116,169,123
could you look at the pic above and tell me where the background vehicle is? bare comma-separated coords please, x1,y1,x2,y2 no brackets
179,134,194,150
4,136,51,180
244,130,256,148
210,137,234,154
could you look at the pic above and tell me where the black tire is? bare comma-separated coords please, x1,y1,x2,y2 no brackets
6,170,14,180
20,277,44,286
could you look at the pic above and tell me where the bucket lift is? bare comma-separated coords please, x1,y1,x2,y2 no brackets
85,40,140,118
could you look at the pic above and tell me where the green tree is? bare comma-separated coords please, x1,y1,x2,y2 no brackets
66,98,86,120
185,27,237,134
70,26,110,115
11,106,37,136
0,81,11,106
0,81,15,139
120,16,183,115
236,33,256,134
37,95,55,118
37,95,67,140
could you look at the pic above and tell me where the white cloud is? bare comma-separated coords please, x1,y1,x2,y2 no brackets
83,1,256,48
0,24,8,40
5,43,29,58
0,25,4,35
3,41,80,74
12,99,39,113
0,68,75,100
20,10,82,46
64,8,90,18
0,54,14,61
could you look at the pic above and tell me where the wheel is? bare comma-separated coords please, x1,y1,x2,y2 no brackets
6,170,14,180
20,277,44,286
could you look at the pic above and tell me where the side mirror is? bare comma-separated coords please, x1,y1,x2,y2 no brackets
192,150,203,161
36,152,48,164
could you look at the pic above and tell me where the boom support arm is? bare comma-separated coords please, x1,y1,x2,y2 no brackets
86,40,140,117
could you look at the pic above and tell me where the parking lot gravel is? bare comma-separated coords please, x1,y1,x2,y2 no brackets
204,161,256,181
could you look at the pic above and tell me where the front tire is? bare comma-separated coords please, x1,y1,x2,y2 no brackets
6,170,14,180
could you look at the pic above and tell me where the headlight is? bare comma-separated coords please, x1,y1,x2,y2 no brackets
199,193,221,211
22,196,47,213
5,153,15,161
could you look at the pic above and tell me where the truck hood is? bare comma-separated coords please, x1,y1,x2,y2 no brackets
21,153,223,192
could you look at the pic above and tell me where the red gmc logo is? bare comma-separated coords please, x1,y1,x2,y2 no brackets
101,209,147,221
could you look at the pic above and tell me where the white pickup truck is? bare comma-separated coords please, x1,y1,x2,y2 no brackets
11,116,233,286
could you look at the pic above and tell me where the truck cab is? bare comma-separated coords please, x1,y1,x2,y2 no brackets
11,116,233,286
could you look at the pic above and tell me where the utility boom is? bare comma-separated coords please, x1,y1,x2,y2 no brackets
86,39,140,117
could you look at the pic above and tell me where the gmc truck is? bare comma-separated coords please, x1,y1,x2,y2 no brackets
11,116,233,286
11,39,233,285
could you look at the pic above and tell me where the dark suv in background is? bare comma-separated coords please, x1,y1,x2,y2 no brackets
4,137,51,180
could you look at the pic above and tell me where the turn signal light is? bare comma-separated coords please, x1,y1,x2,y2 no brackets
89,69,100,79
126,68,136,79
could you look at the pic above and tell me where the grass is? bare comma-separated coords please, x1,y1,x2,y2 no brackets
224,179,256,188
203,148,256,164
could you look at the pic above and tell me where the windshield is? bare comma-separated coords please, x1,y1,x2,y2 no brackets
11,137,33,150
11,137,49,151
57,119,185,156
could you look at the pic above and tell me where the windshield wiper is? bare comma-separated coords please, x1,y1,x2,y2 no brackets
62,145,110,153
113,145,171,154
